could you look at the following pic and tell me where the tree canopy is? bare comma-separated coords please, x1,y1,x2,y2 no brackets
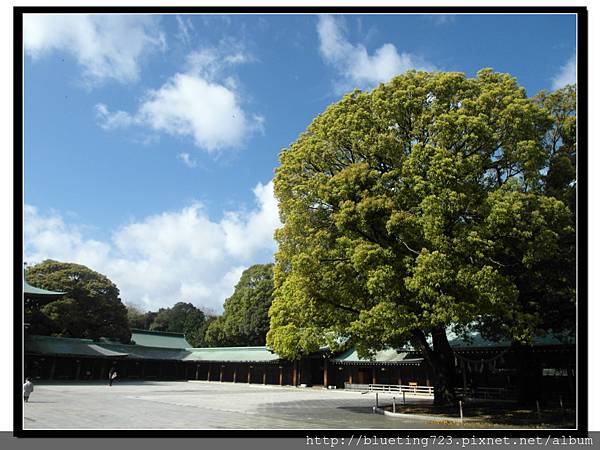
267,70,576,404
205,264,274,347
25,260,131,343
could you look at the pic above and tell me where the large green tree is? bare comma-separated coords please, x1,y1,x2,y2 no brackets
205,264,274,346
26,260,131,343
267,70,576,404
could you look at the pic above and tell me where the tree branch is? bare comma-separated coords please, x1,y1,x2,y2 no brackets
313,291,361,315
401,240,421,255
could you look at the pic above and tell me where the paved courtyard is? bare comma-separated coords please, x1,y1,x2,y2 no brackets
22,380,442,430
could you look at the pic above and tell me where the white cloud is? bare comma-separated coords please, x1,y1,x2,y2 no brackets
185,45,251,80
24,14,166,85
24,205,111,272
94,103,135,130
175,15,194,46
24,181,281,313
221,182,282,260
177,152,198,168
96,45,262,153
431,15,456,26
138,73,257,151
552,55,576,90
317,15,436,92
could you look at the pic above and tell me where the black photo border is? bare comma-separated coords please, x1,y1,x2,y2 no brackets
13,4,589,439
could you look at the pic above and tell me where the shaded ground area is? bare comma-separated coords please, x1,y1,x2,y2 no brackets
22,381,566,430
380,400,575,428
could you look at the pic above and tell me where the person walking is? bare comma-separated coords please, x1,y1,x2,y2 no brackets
108,367,117,387
23,378,34,403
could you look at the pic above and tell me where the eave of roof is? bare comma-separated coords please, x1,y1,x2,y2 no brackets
332,348,423,365
26,335,129,358
23,280,65,297
182,346,281,363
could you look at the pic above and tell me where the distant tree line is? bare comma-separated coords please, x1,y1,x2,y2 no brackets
126,264,274,347
25,259,274,348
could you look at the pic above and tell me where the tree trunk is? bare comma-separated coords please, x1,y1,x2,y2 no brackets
514,344,541,405
411,327,458,405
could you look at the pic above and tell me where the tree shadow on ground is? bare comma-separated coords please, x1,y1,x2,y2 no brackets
380,401,575,428
336,406,376,414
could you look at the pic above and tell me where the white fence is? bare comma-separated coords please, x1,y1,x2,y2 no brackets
345,383,517,401
344,383,434,396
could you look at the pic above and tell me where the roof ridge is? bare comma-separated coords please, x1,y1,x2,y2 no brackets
131,329,186,337
189,346,270,351
29,334,95,343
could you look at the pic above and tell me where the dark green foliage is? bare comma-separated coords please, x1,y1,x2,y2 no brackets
191,314,218,347
126,304,157,330
126,302,212,347
205,264,274,347
148,302,206,347
26,260,131,343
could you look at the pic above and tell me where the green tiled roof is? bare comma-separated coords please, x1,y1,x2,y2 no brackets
26,335,129,358
25,335,282,362
130,329,191,349
333,348,423,365
448,331,575,349
23,280,65,297
98,342,189,360
25,331,574,364
182,347,281,363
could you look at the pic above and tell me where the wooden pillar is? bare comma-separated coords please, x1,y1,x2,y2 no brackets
397,368,402,386
248,366,252,384
372,367,377,385
425,368,431,387
292,361,297,386
279,366,283,386
49,358,56,380
75,360,81,380
195,364,200,380
233,367,237,383
207,365,211,382
220,365,224,382
263,367,267,385
158,362,164,380
323,358,329,387
99,360,106,380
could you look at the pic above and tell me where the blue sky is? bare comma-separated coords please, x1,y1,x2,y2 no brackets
23,13,576,313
